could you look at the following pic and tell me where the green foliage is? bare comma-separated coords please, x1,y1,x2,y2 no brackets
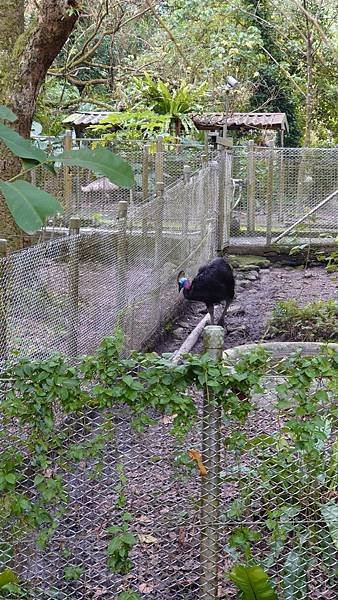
229,564,277,599
0,569,19,588
268,299,338,342
118,591,140,600
224,346,337,594
0,181,63,234
0,105,134,234
1,334,337,594
106,515,137,574
63,565,84,581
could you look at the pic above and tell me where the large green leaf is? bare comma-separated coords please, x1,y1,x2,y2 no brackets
229,564,277,599
0,180,63,234
0,568,19,587
58,148,134,189
0,105,17,123
0,123,48,165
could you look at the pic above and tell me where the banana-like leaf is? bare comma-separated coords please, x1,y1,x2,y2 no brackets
229,564,277,599
0,180,63,234
0,105,17,122
0,568,19,587
0,123,48,166
58,148,134,189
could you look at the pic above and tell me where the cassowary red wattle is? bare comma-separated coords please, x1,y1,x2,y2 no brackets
177,257,235,327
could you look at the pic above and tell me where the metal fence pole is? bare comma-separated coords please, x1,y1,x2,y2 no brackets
266,141,274,245
200,325,224,599
68,218,80,357
0,239,8,365
247,140,256,233
154,138,164,271
63,130,73,216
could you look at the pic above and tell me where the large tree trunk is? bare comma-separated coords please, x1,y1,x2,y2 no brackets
0,0,79,250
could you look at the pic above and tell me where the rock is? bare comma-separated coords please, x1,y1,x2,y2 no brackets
304,271,313,278
228,303,245,315
245,272,259,281
172,327,186,339
228,325,248,336
177,321,191,328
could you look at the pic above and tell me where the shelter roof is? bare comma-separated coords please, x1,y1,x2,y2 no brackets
192,112,289,132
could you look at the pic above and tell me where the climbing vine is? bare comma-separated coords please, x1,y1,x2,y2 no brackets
0,334,337,595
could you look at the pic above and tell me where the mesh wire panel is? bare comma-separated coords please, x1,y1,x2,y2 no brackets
0,160,217,368
230,146,338,244
0,351,336,598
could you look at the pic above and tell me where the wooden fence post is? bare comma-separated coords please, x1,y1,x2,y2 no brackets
0,240,8,365
154,138,164,270
279,148,285,223
117,201,128,319
217,152,225,254
247,140,256,233
142,144,150,201
68,218,80,357
266,141,275,246
204,131,209,160
64,129,73,214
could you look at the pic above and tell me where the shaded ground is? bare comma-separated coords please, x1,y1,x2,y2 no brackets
154,265,337,355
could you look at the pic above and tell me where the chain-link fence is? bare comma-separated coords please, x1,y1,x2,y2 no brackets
0,159,218,368
0,332,336,598
228,145,338,245
31,137,209,234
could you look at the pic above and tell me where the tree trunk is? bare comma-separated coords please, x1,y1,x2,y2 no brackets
0,0,79,250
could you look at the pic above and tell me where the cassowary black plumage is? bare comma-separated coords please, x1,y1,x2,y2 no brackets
177,257,235,327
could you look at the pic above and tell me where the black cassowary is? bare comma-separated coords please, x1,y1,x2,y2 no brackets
177,257,235,327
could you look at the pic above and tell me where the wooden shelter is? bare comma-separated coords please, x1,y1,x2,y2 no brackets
63,110,289,145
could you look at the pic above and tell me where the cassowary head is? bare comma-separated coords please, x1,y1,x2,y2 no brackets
177,270,190,293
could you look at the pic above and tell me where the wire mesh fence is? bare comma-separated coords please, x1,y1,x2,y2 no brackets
0,334,336,599
230,145,338,245
0,159,218,368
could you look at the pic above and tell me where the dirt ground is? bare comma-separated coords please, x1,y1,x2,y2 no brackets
154,264,337,355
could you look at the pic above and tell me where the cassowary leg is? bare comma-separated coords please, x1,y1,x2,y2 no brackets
207,304,214,325
218,301,231,330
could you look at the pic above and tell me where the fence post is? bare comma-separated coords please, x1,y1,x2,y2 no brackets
279,148,285,223
247,140,256,233
117,201,128,320
204,131,209,160
68,217,80,357
64,129,73,215
155,136,164,197
142,144,150,201
200,325,224,599
0,240,8,365
224,149,233,244
266,141,274,246
217,152,225,254
182,165,191,244
154,138,164,270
